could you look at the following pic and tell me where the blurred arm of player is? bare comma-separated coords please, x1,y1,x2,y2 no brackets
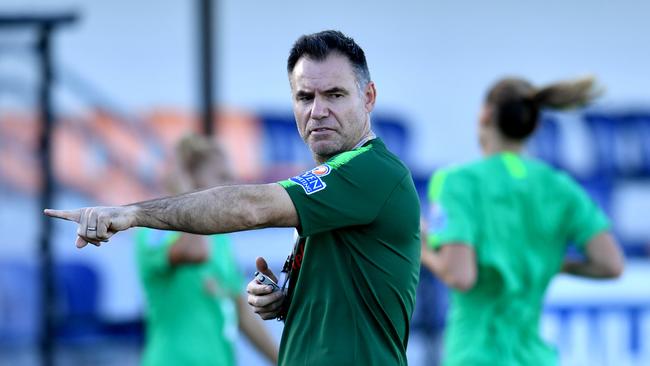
561,232,624,278
420,219,477,292
168,233,210,264
238,295,279,364
168,241,279,363
43,183,299,248
166,236,279,363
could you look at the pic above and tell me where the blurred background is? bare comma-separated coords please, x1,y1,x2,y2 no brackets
1,0,649,365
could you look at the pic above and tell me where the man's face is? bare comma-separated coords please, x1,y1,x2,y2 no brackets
290,53,376,162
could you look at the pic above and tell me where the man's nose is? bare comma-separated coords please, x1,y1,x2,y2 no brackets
310,96,329,120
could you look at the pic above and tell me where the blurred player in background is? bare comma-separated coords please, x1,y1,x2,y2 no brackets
421,76,625,366
136,134,278,366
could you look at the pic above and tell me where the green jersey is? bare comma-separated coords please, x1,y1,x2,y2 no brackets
135,229,243,366
427,152,609,366
278,138,421,366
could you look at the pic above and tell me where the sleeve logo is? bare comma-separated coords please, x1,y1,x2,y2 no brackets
290,164,331,195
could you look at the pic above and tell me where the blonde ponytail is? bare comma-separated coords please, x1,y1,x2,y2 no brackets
486,75,602,140
533,76,601,109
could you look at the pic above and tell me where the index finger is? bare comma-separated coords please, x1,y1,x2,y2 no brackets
43,209,82,223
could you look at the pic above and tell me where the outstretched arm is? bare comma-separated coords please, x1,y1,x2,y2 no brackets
44,183,298,248
562,232,624,278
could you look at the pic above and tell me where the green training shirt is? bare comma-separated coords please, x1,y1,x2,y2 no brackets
135,229,243,366
277,138,421,366
427,152,610,366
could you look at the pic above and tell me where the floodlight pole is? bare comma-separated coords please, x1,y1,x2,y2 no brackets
36,23,57,366
198,0,216,136
0,13,77,366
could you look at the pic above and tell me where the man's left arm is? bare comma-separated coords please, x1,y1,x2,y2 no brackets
44,183,298,248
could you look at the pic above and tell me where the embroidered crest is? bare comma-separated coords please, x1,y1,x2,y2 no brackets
290,164,331,195
311,164,331,176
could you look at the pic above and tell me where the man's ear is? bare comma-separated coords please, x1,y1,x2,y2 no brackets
364,82,377,113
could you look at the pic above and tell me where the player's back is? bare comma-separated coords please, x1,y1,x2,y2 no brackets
463,153,578,295
438,152,591,366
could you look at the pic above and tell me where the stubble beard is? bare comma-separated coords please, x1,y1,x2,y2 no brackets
308,136,350,163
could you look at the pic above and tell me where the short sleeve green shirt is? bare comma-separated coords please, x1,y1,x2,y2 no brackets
135,229,243,366
277,138,421,366
427,153,609,366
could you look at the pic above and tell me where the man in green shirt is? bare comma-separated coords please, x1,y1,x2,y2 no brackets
45,30,421,365
421,76,624,366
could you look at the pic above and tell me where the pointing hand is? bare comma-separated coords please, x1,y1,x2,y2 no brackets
44,206,135,248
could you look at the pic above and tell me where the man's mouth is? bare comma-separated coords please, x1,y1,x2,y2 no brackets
310,127,335,136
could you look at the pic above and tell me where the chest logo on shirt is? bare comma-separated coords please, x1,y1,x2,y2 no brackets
290,164,331,195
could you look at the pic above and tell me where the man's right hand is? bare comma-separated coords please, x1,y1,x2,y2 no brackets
44,206,136,248
247,257,285,320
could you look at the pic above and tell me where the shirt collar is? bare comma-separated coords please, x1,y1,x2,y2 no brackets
352,131,376,150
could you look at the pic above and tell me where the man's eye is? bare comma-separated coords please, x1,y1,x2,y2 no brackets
297,95,313,101
330,93,344,99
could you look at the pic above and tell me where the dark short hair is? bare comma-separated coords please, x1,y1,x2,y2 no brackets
287,30,371,89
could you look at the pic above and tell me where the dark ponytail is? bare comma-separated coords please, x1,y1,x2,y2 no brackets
486,76,599,140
